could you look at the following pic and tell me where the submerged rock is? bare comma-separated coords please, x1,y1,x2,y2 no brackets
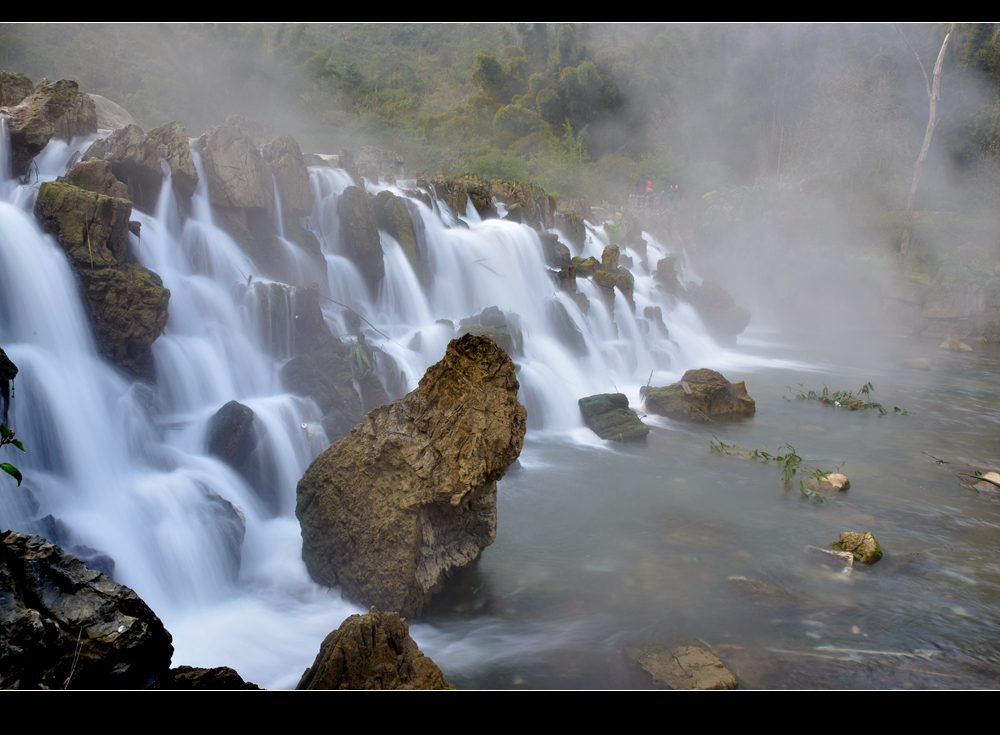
804,472,851,493
644,368,755,423
940,334,973,352
205,400,258,472
297,607,453,690
578,393,649,442
627,643,738,690
295,335,526,616
0,531,173,689
831,531,883,565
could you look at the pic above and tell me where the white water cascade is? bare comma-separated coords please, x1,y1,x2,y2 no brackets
0,131,795,687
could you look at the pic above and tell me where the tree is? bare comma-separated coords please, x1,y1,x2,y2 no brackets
897,23,956,274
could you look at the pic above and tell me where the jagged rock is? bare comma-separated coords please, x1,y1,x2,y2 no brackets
940,334,973,352
297,607,453,690
159,665,260,690
58,159,130,200
459,306,521,355
546,298,588,357
431,173,556,230
147,121,198,199
261,135,314,216
6,79,97,178
804,472,850,493
654,255,682,297
644,369,756,423
591,245,635,310
87,94,136,130
627,643,738,690
34,181,170,378
0,71,33,107
205,400,258,471
686,280,751,344
372,190,420,278
337,185,384,289
0,531,173,689
296,335,526,616
831,531,883,565
25,515,115,579
82,125,163,211
554,210,586,253
195,118,274,212
1,346,17,424
578,393,649,442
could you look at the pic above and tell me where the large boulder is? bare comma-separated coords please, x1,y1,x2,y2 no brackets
196,117,274,212
58,159,130,200
205,400,258,472
83,124,163,211
297,607,453,690
6,79,98,178
261,135,313,217
337,185,384,289
295,335,526,616
578,393,649,442
0,71,33,107
644,368,756,423
147,121,199,200
33,181,170,378
87,94,136,130
0,531,173,689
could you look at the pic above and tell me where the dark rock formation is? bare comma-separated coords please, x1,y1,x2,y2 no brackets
33,181,170,378
644,369,755,423
578,393,649,442
431,173,556,230
6,79,97,178
147,121,199,199
80,126,161,201
373,190,420,278
261,135,313,216
0,531,173,689
538,231,571,267
337,185,384,289
297,607,453,690
0,346,17,424
554,210,586,253
205,400,258,471
356,146,405,184
158,665,260,690
295,335,526,616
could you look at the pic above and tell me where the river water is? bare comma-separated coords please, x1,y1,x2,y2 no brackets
1,126,998,689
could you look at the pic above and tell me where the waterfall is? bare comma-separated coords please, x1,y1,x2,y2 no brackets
0,129,734,685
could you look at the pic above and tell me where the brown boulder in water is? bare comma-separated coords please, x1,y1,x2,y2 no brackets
644,368,755,423
295,334,526,616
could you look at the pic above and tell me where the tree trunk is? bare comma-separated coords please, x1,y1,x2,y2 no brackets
898,23,956,276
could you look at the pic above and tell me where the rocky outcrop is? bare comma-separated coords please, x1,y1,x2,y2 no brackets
197,118,274,212
644,369,756,423
0,531,173,689
578,393,649,442
297,607,453,690
58,159,130,200
0,346,17,424
538,231,571,267
295,335,526,616
591,245,635,312
372,190,420,278
6,79,97,178
158,665,260,690
337,185,384,289
628,643,738,690
83,125,162,211
431,173,557,230
33,181,170,378
147,121,199,200
356,146,405,184
261,135,314,217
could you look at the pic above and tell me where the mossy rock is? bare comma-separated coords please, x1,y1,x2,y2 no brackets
645,368,755,423
34,181,131,268
372,190,420,278
572,256,600,277
578,393,649,442
830,531,883,565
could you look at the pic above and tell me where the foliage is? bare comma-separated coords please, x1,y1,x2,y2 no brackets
785,382,907,415
1,422,24,487
346,334,376,377
710,436,840,502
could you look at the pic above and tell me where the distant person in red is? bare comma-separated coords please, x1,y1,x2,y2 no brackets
644,179,652,195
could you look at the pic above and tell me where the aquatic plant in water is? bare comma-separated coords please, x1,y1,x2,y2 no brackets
785,382,907,415
710,437,843,501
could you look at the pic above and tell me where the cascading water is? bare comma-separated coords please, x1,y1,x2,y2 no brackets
7,127,997,690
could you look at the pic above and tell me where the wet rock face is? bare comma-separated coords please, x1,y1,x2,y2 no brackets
196,118,274,212
337,185,384,289
261,135,313,216
33,181,170,378
644,368,756,423
83,125,162,211
205,400,258,471
0,531,173,689
372,189,420,278
832,531,883,565
6,79,98,178
297,607,453,690
147,121,199,200
578,393,649,442
295,335,527,617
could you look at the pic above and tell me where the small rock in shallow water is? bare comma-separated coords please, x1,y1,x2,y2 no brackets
628,643,738,690
831,531,883,565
